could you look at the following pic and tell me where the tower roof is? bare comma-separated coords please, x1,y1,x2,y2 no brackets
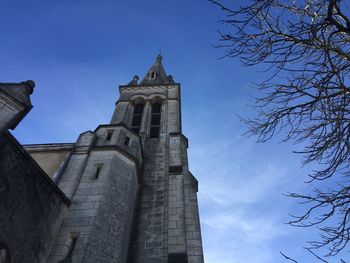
139,55,175,85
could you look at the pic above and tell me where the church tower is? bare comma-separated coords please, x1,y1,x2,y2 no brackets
112,55,204,263
6,55,204,263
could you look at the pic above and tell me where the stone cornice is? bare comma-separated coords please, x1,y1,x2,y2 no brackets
23,143,75,152
93,122,144,165
119,83,180,90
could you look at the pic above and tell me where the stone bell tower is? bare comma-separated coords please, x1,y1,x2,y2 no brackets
111,55,204,263
18,55,203,263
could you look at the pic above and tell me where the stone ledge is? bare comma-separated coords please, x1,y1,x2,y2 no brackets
23,143,75,152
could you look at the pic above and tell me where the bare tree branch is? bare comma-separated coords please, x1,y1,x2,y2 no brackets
280,252,299,263
211,0,350,261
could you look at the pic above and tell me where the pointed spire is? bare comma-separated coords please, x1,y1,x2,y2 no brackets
140,54,175,85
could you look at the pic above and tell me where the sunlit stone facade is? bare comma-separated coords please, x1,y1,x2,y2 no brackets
0,56,204,263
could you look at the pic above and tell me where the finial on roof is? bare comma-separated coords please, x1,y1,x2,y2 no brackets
127,75,139,86
22,80,35,95
167,75,175,83
156,53,162,63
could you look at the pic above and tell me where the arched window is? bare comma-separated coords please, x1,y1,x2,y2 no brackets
0,244,10,263
150,71,157,79
131,103,144,134
150,102,161,138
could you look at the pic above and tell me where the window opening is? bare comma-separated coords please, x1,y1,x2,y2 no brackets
151,71,156,79
124,136,130,146
131,103,144,134
94,165,102,179
150,102,161,138
67,234,79,259
106,130,113,140
0,244,10,263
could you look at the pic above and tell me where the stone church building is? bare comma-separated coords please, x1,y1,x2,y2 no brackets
0,55,204,263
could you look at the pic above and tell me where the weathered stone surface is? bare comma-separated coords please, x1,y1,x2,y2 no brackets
0,80,34,133
127,139,168,262
0,132,68,263
116,57,204,263
47,126,141,263
0,56,204,263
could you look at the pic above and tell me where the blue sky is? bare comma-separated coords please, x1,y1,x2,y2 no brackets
1,1,348,262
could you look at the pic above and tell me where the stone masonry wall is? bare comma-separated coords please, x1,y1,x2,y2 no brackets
184,174,204,263
47,125,141,263
24,144,74,178
82,152,138,263
128,139,168,263
0,132,68,263
113,79,204,263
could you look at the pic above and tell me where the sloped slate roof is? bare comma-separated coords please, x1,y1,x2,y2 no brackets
140,55,174,85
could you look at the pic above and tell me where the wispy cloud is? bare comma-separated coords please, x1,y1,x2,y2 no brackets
199,162,287,205
202,212,286,243
185,104,307,263
196,148,292,263
202,210,288,263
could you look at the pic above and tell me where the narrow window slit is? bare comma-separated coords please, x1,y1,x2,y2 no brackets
94,165,102,179
106,130,113,140
0,244,10,263
125,136,130,146
150,102,161,138
131,103,144,134
67,234,79,259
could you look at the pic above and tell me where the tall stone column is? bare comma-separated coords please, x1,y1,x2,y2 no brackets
110,100,130,124
168,134,187,262
125,102,134,126
140,100,151,136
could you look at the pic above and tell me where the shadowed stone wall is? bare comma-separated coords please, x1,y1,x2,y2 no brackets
116,83,204,263
47,125,141,263
127,139,168,263
0,132,69,263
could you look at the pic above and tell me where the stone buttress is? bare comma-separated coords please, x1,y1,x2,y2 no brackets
46,124,142,263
